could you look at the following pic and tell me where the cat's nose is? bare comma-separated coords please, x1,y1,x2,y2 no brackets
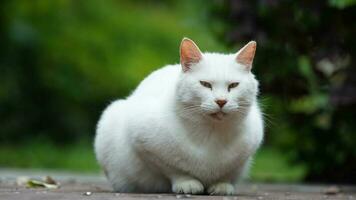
215,99,227,108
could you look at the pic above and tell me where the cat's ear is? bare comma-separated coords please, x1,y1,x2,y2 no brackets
236,41,256,71
180,37,203,72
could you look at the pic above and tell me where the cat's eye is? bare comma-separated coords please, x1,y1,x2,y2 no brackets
228,82,239,91
199,81,212,89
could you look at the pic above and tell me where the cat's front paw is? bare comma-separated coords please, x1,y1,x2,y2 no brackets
172,179,204,194
208,182,235,195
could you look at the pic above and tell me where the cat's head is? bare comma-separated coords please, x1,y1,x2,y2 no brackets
176,38,259,121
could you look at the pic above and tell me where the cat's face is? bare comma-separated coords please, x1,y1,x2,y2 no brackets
177,38,258,121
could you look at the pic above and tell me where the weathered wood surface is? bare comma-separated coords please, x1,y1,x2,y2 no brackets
0,169,355,200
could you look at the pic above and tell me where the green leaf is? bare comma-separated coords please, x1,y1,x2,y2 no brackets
328,0,356,9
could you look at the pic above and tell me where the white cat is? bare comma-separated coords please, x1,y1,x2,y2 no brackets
94,38,263,195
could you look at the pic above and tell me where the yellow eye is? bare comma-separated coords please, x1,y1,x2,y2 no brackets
228,82,239,91
199,81,212,89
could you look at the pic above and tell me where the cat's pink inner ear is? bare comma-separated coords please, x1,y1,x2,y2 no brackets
236,41,257,70
180,38,202,72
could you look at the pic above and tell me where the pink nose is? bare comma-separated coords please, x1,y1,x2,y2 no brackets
215,99,227,108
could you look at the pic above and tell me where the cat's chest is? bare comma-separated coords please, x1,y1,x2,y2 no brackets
167,130,251,182
135,118,254,182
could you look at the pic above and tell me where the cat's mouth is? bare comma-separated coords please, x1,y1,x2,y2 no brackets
209,111,227,120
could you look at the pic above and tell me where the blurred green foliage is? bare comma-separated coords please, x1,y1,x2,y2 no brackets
251,148,306,182
0,0,222,143
210,0,356,183
0,139,99,172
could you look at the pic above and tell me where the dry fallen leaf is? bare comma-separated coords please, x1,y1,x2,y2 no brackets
44,176,58,185
27,179,59,189
16,176,60,189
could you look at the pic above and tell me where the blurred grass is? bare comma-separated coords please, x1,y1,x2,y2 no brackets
251,148,306,182
0,140,99,172
0,140,305,182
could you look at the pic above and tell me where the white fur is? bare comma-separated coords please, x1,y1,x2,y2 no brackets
94,51,264,195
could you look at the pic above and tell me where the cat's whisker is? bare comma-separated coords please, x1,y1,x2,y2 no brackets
260,112,275,128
